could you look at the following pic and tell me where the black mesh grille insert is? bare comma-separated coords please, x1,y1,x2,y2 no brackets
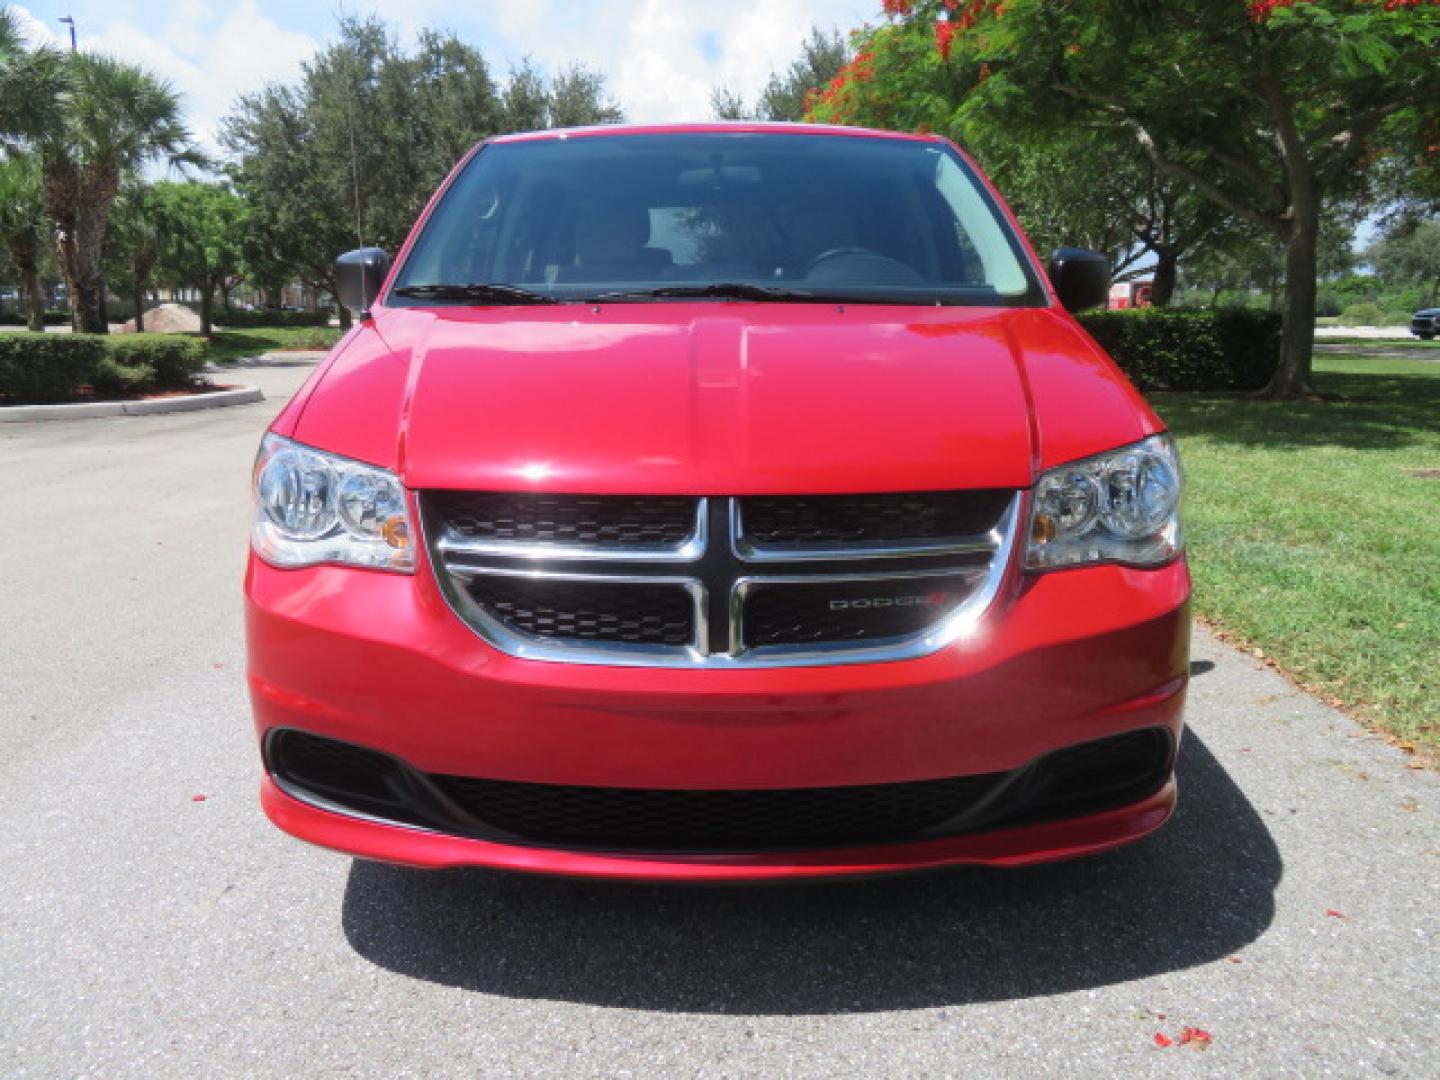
434,773,1001,850
269,728,1174,854
1009,726,1175,826
744,575,979,647
740,490,1012,548
266,730,429,827
427,491,697,547
465,575,694,646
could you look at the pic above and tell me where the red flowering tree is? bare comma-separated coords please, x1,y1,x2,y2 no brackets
811,0,1440,398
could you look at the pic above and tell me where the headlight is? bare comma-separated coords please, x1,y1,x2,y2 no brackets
1026,434,1181,570
252,433,414,572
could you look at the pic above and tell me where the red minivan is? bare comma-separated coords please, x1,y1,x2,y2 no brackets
246,123,1189,881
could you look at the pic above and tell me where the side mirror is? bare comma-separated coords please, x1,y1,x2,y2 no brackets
1047,247,1110,312
335,247,390,316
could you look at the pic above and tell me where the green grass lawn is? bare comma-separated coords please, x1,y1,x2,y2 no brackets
204,326,342,365
1154,354,1439,753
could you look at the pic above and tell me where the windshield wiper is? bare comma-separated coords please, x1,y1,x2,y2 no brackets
591,282,817,303
392,283,562,305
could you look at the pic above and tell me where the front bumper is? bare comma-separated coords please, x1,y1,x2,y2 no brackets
245,549,1190,879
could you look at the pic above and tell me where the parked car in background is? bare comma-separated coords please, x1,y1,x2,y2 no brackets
1412,308,1438,340
246,123,1189,881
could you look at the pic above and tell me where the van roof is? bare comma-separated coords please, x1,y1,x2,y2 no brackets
487,121,943,145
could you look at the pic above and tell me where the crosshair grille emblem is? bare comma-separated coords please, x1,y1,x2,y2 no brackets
421,492,1020,668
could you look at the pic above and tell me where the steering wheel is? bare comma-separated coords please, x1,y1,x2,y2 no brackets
802,247,880,276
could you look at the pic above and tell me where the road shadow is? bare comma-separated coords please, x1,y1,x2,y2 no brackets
341,733,1278,1014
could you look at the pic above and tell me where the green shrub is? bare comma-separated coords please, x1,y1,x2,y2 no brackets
0,333,210,402
1076,309,1282,392
282,328,343,351
104,335,209,387
218,309,331,329
89,354,155,394
1339,301,1385,327
0,334,105,401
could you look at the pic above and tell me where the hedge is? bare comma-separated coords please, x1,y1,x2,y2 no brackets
1075,309,1282,392
0,334,209,403
218,310,331,329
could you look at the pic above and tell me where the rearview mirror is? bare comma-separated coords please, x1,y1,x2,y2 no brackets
1047,248,1110,312
335,247,391,316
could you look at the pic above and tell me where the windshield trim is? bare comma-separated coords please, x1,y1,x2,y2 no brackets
382,133,1050,312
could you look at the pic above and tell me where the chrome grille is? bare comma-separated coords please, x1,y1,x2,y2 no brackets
429,491,699,547
422,490,1020,668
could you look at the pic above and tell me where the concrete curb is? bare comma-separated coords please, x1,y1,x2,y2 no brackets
0,385,264,423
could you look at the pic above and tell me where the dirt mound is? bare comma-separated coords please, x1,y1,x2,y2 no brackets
121,303,201,334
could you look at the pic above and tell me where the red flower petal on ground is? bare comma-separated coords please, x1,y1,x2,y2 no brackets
1326,908,1348,918
1178,1027,1213,1047
1153,1033,1173,1048
192,794,207,802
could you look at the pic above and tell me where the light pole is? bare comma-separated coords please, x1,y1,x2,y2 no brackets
58,16,76,51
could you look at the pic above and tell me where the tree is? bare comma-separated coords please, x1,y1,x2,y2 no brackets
811,1,1440,397
24,52,200,333
711,28,849,121
500,62,551,132
223,17,621,327
548,65,623,128
1183,208,1357,310
151,181,245,337
0,10,64,145
1368,218,1440,307
105,181,162,331
969,130,1242,306
0,153,48,330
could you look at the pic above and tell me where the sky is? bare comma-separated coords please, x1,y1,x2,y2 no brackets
11,0,876,157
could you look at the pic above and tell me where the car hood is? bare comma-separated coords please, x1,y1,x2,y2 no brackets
286,303,1160,494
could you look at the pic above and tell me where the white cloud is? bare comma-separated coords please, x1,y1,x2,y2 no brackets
394,0,870,123
9,0,875,155
9,3,316,160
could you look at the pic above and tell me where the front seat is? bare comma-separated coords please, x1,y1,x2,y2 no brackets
557,204,671,283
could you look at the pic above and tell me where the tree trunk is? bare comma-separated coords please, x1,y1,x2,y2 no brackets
337,303,353,331
133,288,145,333
1265,195,1319,398
24,273,45,332
199,281,214,338
69,163,121,335
71,201,110,334
41,153,81,331
1150,249,1178,307
14,244,45,332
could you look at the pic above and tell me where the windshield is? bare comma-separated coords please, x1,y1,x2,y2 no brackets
389,132,1043,307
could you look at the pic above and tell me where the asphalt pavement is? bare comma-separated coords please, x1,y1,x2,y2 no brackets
2,357,1436,1078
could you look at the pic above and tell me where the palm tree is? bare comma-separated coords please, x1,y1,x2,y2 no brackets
37,53,200,332
0,11,65,145
0,153,49,331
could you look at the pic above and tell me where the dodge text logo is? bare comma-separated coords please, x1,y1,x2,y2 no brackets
830,593,947,611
